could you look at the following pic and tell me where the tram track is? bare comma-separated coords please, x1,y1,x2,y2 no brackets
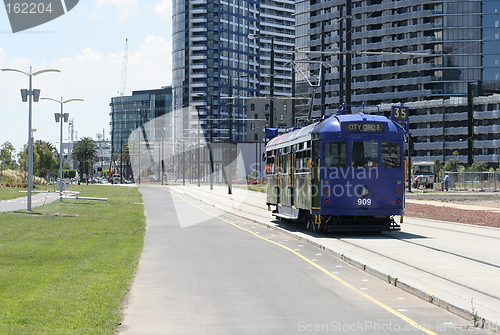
328,233,500,302
169,185,500,303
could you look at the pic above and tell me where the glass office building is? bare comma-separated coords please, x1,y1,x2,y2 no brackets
110,87,173,159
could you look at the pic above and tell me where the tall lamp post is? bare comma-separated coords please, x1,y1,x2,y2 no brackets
1,67,60,211
41,97,83,202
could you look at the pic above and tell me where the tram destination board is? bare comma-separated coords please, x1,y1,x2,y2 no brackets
344,123,384,133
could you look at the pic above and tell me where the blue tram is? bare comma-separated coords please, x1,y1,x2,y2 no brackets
265,109,406,233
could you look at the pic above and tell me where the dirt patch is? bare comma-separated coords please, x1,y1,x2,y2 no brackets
405,202,500,228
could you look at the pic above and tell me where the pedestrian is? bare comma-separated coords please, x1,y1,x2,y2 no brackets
444,173,449,191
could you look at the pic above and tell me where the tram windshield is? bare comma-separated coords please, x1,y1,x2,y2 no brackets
324,142,347,168
352,142,378,168
382,142,401,169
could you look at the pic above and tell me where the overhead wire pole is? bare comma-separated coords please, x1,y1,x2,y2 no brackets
209,98,214,190
339,5,344,106
345,0,352,109
270,36,275,128
227,74,233,194
321,21,326,117
292,52,296,126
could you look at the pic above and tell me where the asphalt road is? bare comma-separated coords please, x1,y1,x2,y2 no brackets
118,186,493,334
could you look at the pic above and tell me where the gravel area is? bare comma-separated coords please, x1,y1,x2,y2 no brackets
405,193,500,228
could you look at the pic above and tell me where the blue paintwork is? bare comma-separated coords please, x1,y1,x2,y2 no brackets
266,111,406,219
315,113,405,217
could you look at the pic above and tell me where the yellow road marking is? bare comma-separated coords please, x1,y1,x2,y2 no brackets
165,187,438,335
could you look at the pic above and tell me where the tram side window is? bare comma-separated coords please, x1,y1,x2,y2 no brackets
352,142,378,168
382,142,401,169
324,142,347,168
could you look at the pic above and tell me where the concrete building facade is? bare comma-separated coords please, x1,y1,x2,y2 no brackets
296,0,500,114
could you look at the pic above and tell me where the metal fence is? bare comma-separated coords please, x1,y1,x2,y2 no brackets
441,171,500,192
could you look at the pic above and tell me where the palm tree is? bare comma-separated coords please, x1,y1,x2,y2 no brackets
72,137,97,181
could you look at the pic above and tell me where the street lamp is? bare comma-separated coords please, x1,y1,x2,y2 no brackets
1,67,60,211
41,97,83,202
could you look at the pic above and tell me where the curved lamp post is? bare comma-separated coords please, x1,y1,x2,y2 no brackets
1,67,60,211
41,97,83,201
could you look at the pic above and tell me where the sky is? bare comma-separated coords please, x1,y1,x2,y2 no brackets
0,0,173,153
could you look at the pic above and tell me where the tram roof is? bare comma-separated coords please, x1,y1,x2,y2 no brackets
266,113,404,150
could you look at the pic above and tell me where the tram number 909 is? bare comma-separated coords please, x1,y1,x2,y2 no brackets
358,198,372,206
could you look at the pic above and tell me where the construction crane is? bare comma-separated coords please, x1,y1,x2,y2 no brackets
118,38,128,96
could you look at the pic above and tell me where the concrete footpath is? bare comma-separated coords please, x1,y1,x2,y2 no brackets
169,184,500,333
0,192,59,212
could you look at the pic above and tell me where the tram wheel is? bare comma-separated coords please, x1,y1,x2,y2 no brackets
306,215,313,231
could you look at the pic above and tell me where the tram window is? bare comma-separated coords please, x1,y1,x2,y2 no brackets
324,142,347,168
352,141,379,168
382,142,401,169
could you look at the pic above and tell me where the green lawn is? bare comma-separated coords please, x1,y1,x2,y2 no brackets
0,187,29,200
234,184,266,193
0,185,145,334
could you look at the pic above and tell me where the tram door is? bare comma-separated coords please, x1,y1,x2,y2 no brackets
312,140,321,210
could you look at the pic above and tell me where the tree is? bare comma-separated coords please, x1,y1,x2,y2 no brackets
72,137,97,180
34,140,58,179
18,144,40,181
434,158,442,178
443,158,460,172
0,141,16,175
470,161,488,172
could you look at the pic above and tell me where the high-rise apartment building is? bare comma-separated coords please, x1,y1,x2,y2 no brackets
296,0,500,114
172,0,294,143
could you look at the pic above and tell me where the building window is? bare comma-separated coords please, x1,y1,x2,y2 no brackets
251,103,255,110
280,113,284,121
254,113,258,119
251,123,255,130
254,133,258,141
265,104,270,111
283,104,287,111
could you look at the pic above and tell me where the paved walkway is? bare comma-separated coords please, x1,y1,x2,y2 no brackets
0,192,59,212
167,184,500,332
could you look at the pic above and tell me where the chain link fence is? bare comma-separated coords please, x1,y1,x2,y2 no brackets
440,171,500,192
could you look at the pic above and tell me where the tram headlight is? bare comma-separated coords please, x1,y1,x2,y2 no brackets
360,187,369,196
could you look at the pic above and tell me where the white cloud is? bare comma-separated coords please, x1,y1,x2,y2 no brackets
153,0,172,22
94,0,138,22
0,35,172,151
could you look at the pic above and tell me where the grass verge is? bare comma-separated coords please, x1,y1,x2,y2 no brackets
0,185,145,334
233,184,266,193
0,187,29,200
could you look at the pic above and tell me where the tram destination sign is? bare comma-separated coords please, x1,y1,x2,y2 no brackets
344,123,384,133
